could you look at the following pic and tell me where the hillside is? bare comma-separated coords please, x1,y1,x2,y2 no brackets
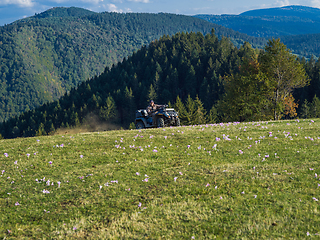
195,5,320,38
0,7,266,122
1,30,320,139
280,33,320,58
1,119,319,238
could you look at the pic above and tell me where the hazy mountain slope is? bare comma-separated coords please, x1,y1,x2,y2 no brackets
195,5,320,37
0,7,266,122
241,5,320,19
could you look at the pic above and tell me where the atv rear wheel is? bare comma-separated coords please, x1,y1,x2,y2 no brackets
135,121,144,129
157,117,165,128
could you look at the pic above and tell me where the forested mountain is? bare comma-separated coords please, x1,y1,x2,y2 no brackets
1,30,319,139
28,7,94,19
0,7,267,122
195,5,320,38
0,31,254,138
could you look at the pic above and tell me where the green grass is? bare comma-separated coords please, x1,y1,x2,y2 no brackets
1,119,320,239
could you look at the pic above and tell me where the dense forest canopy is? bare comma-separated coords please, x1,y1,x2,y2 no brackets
0,30,319,139
219,39,309,122
0,7,267,122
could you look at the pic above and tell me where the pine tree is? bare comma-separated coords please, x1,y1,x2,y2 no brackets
174,96,187,125
49,123,55,135
208,105,218,123
73,112,80,126
184,66,197,98
160,75,172,102
89,94,99,110
147,84,157,103
300,99,311,119
185,95,196,125
123,87,136,125
99,96,118,122
36,123,46,136
12,126,20,138
153,71,161,93
199,77,209,108
311,95,320,118
194,96,207,125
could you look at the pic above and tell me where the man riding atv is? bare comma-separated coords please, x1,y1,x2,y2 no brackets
146,100,164,126
135,101,180,129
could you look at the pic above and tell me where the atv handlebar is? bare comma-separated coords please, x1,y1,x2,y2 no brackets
148,104,169,114
155,104,167,110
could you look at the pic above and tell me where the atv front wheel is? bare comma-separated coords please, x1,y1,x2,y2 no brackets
135,121,145,129
157,118,165,128
175,118,181,126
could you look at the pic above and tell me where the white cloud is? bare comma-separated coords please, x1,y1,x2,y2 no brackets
273,0,291,7
107,3,123,12
80,0,103,3
127,0,150,3
310,0,320,7
0,0,34,7
45,0,68,3
39,0,104,4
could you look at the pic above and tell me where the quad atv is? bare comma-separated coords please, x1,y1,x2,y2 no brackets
135,105,180,129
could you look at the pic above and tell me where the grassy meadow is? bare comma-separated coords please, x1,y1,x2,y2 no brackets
0,119,320,239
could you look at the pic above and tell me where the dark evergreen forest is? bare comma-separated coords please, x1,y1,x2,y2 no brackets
1,30,319,139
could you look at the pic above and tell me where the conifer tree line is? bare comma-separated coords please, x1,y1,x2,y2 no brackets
0,30,319,139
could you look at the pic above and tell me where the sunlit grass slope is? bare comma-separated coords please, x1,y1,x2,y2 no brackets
1,119,319,239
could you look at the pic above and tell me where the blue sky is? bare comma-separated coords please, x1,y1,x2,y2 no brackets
0,0,319,25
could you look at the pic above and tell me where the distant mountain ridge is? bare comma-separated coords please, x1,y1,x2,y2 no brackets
32,7,96,19
195,5,320,37
240,5,320,19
